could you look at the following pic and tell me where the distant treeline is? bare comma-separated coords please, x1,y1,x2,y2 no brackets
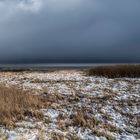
87,64,140,78
0,68,33,72
0,68,61,73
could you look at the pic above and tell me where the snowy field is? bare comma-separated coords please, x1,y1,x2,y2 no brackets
0,70,139,140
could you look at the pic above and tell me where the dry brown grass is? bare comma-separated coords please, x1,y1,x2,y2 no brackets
87,65,140,78
0,85,45,128
69,108,120,140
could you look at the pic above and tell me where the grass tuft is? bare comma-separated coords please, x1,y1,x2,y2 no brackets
0,85,45,128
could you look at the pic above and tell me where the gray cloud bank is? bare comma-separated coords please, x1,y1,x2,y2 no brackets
0,0,140,63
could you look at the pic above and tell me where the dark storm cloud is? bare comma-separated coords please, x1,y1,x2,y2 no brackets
0,0,140,63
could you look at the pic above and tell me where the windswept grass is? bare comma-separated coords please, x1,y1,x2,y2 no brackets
87,65,140,78
0,85,45,128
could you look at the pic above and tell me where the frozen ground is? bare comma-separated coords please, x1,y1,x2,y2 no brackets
0,70,140,140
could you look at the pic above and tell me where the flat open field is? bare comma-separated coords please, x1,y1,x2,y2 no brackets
0,69,139,140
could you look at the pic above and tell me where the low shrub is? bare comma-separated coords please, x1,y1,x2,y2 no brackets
87,65,140,78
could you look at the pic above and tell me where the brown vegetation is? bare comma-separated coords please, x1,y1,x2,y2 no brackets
71,109,117,140
87,65,140,78
0,85,45,128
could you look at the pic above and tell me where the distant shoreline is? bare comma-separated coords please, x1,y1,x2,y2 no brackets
0,63,139,70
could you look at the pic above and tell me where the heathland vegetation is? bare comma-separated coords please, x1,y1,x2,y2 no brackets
87,65,140,78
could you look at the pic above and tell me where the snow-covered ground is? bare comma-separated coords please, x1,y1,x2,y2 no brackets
0,70,139,140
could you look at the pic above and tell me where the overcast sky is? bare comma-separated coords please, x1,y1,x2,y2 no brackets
0,0,140,63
